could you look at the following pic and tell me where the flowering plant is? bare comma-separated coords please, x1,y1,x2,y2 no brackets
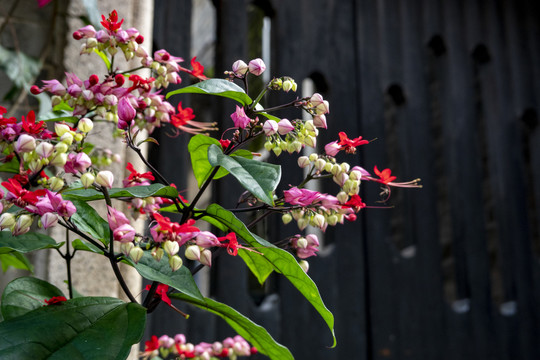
0,10,420,360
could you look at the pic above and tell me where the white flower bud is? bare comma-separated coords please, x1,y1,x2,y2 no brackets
297,156,310,168
169,255,183,271
184,245,201,261
299,260,309,273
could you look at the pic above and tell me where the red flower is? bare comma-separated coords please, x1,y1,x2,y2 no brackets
219,139,231,149
100,10,124,32
144,283,171,306
218,232,239,256
144,335,160,352
170,102,217,135
337,132,369,154
21,111,45,135
342,194,366,211
123,162,154,187
44,296,67,305
170,102,195,128
179,57,208,80
374,166,397,184
2,178,44,207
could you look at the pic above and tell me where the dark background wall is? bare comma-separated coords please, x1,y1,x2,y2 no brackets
149,1,540,359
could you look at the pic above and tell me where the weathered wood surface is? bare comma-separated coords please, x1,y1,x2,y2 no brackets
148,0,540,359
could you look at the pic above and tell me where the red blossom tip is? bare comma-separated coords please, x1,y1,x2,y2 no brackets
30,85,41,95
72,31,83,40
135,35,144,44
114,74,125,86
89,74,99,86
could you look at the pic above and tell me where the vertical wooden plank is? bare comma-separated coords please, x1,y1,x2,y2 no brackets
476,1,539,359
434,0,496,359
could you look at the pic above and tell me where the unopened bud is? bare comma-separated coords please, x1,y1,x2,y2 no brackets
80,172,95,188
15,134,36,153
169,255,183,271
60,132,74,145
312,214,326,229
337,191,349,204
0,213,16,229
315,158,326,171
282,213,293,225
184,245,201,261
282,79,293,92
96,171,114,188
340,163,350,173
36,142,54,158
327,214,339,226
152,247,164,262
299,260,309,273
77,118,94,133
120,242,134,256
264,141,273,152
163,240,180,256
297,156,310,168
50,152,67,167
16,214,34,231
55,123,71,137
129,246,144,263
200,249,212,267
297,217,309,231
296,237,308,249
308,153,318,162
49,177,65,192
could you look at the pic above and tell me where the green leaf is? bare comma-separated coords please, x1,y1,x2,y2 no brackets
238,248,274,284
206,204,336,347
72,239,104,255
124,252,203,301
171,293,293,360
0,156,20,174
69,200,109,245
208,144,281,205
63,184,179,202
166,79,252,105
0,252,33,273
0,231,61,254
1,277,64,320
0,296,146,359
188,135,230,187
188,135,254,187
93,48,111,70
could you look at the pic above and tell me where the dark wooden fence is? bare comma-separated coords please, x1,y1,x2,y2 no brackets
147,0,540,359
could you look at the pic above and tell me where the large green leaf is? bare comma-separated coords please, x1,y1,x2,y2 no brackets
206,204,336,347
188,135,253,187
0,252,33,273
188,135,230,187
166,78,252,105
1,277,65,321
238,248,274,284
0,156,20,174
124,252,203,301
0,296,146,359
69,199,110,246
71,238,104,255
207,144,280,205
171,293,293,360
0,231,62,254
63,184,179,202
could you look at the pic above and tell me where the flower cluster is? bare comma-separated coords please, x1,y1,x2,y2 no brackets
141,333,257,360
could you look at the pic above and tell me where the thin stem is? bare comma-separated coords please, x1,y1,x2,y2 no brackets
102,186,137,303
0,1,18,36
119,65,146,74
65,228,74,299
253,98,306,114
60,219,107,254
249,86,269,109
185,165,221,220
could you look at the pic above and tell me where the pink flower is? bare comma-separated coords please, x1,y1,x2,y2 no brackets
117,97,136,129
113,223,136,242
313,114,327,129
248,58,266,76
195,231,220,248
283,187,321,206
277,119,294,135
230,105,251,129
40,213,58,229
107,205,130,231
56,200,76,218
324,141,341,156
232,60,249,76
263,120,278,135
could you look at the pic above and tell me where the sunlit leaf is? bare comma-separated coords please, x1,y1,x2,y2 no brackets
166,79,252,105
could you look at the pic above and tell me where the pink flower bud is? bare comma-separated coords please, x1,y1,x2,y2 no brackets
195,231,219,248
41,212,58,229
232,60,249,76
263,120,278,136
324,140,341,156
78,25,96,38
15,134,36,153
313,114,327,129
248,58,266,76
57,200,76,218
36,142,54,158
13,214,33,236
113,224,136,242
277,119,294,135
200,249,212,267
96,170,114,188
117,97,136,129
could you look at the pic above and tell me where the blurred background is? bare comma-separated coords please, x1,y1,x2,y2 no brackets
1,1,539,359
